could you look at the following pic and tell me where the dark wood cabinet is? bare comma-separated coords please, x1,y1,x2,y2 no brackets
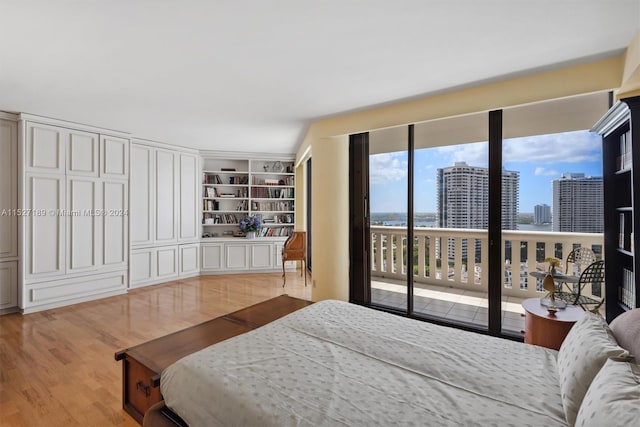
593,96,640,321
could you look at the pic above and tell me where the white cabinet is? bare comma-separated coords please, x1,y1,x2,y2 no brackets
129,141,199,288
0,261,18,311
130,144,154,246
200,240,294,275
66,177,99,274
130,248,154,285
20,118,129,312
225,243,250,270
67,129,99,176
25,122,65,173
130,245,179,287
179,153,199,242
201,243,224,271
0,119,18,260
250,243,274,269
100,135,129,179
1,117,18,313
24,173,66,280
102,180,128,267
179,243,199,277
154,148,178,244
156,246,178,279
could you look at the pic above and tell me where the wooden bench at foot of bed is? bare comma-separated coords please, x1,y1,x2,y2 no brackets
114,295,313,424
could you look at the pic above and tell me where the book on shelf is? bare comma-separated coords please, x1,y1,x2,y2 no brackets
203,173,223,184
619,131,633,171
204,187,220,198
220,168,236,171
621,268,635,308
620,213,625,249
229,176,249,185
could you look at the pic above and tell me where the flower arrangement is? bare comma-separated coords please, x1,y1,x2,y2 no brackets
544,257,560,273
239,215,262,233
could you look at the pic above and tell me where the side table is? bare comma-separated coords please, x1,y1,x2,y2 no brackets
522,297,584,350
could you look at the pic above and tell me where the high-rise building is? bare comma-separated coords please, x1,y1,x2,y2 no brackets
534,204,552,224
436,162,520,230
552,173,603,232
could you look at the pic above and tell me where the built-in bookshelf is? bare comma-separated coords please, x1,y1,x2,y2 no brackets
201,158,295,238
593,96,640,321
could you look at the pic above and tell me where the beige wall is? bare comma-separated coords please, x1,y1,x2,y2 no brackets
309,136,349,302
297,38,640,302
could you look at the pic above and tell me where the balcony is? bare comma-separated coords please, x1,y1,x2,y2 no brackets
370,226,604,332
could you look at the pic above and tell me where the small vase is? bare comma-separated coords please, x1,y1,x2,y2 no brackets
246,231,256,239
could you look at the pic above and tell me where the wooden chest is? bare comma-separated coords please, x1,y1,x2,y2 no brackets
115,295,313,424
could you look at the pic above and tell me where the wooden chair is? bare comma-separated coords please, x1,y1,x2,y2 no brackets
282,231,307,287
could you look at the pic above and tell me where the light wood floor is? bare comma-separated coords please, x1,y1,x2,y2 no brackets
0,272,311,427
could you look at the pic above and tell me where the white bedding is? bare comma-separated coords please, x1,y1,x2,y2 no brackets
161,300,567,426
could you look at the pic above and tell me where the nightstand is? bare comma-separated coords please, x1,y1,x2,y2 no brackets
522,298,585,350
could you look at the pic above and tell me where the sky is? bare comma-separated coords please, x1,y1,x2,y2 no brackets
370,130,603,213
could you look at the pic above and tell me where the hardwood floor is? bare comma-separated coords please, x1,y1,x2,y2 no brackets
0,272,311,427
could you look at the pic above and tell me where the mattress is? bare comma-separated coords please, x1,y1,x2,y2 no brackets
161,300,567,426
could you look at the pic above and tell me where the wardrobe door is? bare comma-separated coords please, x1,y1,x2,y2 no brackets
154,149,178,244
25,122,65,173
24,173,66,280
66,177,100,274
130,144,154,247
102,180,128,268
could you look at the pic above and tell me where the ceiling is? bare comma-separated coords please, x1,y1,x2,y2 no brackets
1,1,639,154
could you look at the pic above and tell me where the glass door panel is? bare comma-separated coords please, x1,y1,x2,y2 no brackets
369,126,409,312
501,93,609,335
412,113,488,327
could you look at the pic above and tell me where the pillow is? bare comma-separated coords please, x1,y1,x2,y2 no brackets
609,308,640,359
575,358,640,427
557,312,631,426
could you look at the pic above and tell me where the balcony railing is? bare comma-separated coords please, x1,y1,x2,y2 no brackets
370,226,604,300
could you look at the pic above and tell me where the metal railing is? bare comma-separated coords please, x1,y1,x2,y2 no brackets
370,226,604,300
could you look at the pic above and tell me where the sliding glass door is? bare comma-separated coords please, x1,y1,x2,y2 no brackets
352,92,611,337
412,114,488,326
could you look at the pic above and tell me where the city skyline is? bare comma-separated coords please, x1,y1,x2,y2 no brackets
370,130,603,213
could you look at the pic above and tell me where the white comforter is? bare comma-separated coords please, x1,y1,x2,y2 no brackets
161,300,567,426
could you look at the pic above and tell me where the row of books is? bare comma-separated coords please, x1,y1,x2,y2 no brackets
259,227,292,237
252,201,294,211
620,268,636,308
252,177,294,185
202,213,239,224
203,187,249,198
203,173,249,185
251,187,294,199
203,200,248,211
617,130,633,171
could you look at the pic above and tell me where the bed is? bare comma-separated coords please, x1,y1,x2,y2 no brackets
153,300,639,427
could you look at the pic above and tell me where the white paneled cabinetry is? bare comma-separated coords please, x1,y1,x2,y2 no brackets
0,116,18,312
1,110,303,314
20,118,130,312
129,141,199,287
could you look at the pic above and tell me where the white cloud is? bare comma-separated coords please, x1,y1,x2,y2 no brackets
534,167,559,176
504,130,600,163
434,141,488,167
370,152,407,184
